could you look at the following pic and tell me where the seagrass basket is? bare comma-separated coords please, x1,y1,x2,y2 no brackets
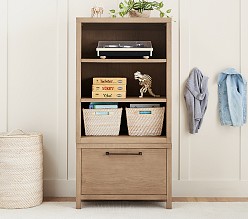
0,130,43,209
126,107,165,136
83,108,122,136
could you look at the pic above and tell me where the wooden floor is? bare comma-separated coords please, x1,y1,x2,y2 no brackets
43,197,248,202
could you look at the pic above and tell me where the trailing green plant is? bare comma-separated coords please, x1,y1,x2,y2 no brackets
109,0,171,18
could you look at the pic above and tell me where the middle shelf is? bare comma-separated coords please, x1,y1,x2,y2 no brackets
81,97,167,103
81,58,167,63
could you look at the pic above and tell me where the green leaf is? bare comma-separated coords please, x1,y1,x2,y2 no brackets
119,2,124,9
151,1,159,6
166,9,172,13
119,11,125,17
133,2,141,9
159,2,163,8
160,11,165,17
109,9,116,13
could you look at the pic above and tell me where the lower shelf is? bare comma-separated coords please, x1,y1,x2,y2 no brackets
78,135,170,144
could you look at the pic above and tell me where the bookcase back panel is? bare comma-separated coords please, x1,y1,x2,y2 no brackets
81,23,166,59
81,63,166,98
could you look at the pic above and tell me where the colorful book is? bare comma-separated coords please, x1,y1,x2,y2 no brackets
93,77,127,85
92,84,126,92
92,91,126,98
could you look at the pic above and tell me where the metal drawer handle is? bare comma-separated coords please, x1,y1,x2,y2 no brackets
106,152,142,156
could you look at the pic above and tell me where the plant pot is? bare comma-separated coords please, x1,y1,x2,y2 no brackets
129,10,151,18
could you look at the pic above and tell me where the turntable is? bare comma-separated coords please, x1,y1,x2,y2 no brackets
96,41,153,59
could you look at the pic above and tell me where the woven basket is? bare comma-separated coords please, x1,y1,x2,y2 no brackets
126,107,165,136
83,108,122,136
0,130,43,209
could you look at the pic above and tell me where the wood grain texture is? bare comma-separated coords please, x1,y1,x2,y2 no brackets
77,143,171,149
76,148,82,209
81,195,166,201
81,59,167,63
78,136,170,144
166,22,172,143
76,20,82,143
166,148,172,209
76,17,172,24
81,97,167,103
81,149,167,195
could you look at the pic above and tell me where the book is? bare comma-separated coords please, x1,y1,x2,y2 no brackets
92,84,126,92
92,91,126,98
93,77,127,85
93,105,118,109
89,102,117,108
130,104,160,108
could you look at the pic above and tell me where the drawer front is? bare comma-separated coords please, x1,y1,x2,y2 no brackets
81,149,166,195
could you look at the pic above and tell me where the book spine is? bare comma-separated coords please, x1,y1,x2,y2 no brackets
92,92,126,98
93,105,118,109
92,85,126,92
93,78,127,85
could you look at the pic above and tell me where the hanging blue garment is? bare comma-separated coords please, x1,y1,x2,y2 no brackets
218,68,247,126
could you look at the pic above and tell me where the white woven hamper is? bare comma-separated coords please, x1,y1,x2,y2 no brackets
0,130,43,209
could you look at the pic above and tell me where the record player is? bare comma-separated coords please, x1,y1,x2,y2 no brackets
96,41,153,59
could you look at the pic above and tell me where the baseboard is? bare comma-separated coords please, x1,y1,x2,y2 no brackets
44,179,75,197
44,179,248,197
173,180,248,197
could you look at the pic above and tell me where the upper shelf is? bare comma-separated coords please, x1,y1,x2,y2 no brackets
81,59,167,63
81,97,167,103
77,17,172,24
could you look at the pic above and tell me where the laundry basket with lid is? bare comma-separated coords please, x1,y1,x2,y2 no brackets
0,130,43,209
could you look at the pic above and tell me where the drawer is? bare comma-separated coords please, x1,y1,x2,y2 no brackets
81,149,166,195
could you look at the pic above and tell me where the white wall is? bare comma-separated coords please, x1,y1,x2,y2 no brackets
0,0,248,197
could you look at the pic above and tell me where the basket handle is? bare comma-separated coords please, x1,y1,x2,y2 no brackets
7,129,28,136
95,112,110,115
139,110,152,114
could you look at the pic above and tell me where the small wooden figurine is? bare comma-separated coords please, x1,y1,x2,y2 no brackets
134,71,160,98
91,7,103,18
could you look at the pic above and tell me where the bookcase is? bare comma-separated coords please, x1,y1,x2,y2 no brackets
76,18,172,209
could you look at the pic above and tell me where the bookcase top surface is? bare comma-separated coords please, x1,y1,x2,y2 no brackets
76,17,172,24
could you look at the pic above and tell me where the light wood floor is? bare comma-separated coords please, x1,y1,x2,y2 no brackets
43,197,248,202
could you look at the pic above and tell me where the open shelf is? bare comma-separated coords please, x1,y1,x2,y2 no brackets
81,59,167,63
81,97,167,103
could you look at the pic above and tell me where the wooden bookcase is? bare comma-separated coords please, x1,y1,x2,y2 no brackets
76,18,172,209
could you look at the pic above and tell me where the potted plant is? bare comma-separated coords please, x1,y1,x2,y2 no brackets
110,0,171,18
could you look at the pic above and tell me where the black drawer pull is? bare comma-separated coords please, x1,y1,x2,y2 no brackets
106,152,142,156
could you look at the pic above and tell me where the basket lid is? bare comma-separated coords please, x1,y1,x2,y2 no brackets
0,129,42,138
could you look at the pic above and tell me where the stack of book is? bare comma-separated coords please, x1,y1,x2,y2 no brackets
92,77,127,98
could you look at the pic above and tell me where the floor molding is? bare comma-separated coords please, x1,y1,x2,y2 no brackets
43,197,248,202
